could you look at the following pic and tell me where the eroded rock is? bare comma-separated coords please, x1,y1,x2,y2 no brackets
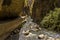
22,30,30,35
38,34,45,39
0,0,24,19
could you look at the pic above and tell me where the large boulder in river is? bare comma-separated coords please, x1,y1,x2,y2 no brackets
0,0,24,19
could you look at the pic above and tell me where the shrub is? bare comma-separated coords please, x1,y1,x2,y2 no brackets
40,8,60,32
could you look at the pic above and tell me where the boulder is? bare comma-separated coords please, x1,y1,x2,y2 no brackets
0,0,24,19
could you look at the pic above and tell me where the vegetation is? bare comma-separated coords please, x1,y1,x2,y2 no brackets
40,8,60,32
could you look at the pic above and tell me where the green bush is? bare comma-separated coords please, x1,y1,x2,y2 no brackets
40,8,60,32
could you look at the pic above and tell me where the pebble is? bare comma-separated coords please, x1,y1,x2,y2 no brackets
22,30,30,35
44,35,48,40
31,28,39,31
13,29,20,33
56,38,60,40
30,25,41,31
38,34,45,39
20,15,27,18
47,37,55,40
25,33,37,37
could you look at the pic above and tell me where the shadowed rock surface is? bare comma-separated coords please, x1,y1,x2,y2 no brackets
32,0,60,24
0,17,26,40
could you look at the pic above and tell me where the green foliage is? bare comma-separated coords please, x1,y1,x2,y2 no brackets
40,8,60,32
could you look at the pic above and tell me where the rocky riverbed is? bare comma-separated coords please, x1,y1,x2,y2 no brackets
19,16,60,40
5,16,60,40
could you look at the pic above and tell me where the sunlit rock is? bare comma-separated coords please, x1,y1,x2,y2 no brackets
47,37,55,40
0,0,24,19
25,33,37,37
22,30,30,35
56,38,60,40
38,34,45,39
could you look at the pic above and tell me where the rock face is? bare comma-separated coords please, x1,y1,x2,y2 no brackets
0,0,3,11
0,0,24,19
31,0,60,24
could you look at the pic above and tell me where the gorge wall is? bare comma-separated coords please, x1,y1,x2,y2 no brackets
31,0,60,24
0,0,24,19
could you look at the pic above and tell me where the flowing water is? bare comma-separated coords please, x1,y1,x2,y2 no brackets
19,0,60,39
19,16,60,40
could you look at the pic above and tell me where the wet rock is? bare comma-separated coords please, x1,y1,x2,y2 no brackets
56,38,60,40
38,34,45,39
34,25,41,30
30,24,41,32
47,37,55,40
20,15,27,19
44,35,48,40
22,30,30,35
18,16,60,40
31,28,39,32
21,16,27,19
13,29,20,33
25,33,37,37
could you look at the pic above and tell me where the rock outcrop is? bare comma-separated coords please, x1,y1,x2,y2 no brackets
0,0,24,19
0,0,25,40
31,0,60,24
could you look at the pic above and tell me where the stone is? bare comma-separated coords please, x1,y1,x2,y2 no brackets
47,37,55,40
56,38,60,40
25,33,37,37
31,28,39,32
38,34,45,39
22,30,30,35
0,0,24,19
44,35,48,40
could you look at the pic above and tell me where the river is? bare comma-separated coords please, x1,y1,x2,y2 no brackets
19,16,60,40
